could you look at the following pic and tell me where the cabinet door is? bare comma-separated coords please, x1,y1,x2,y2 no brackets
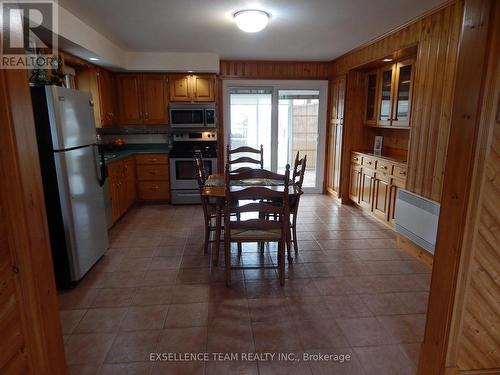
116,74,143,124
349,165,362,203
391,60,414,128
377,66,394,126
169,75,191,101
389,177,405,226
373,172,391,221
192,75,215,101
359,168,375,210
76,67,102,127
123,157,136,209
97,69,115,126
107,161,123,222
142,74,168,124
365,70,379,125
326,80,339,191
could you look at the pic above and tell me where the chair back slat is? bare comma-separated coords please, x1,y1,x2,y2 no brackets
292,151,307,189
229,168,287,181
226,144,264,170
231,219,282,230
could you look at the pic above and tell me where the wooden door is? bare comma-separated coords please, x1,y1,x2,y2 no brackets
97,69,115,126
116,74,143,124
349,165,362,203
0,68,67,374
326,80,339,192
142,74,168,124
391,59,414,128
192,75,215,101
377,66,395,126
389,177,405,226
359,168,375,210
373,172,391,221
365,69,379,125
169,74,191,101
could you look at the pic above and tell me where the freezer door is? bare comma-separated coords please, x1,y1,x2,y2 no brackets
46,85,97,150
54,145,109,281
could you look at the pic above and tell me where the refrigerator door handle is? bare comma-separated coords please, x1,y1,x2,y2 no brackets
92,144,107,187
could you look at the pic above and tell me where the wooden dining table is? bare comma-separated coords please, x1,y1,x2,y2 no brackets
201,173,303,265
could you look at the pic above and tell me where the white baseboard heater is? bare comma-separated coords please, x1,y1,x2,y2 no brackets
395,189,440,254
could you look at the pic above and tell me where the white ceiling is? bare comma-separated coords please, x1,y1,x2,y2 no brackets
58,0,446,61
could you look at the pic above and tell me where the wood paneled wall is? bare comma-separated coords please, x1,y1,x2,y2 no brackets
0,69,68,374
445,1,500,371
219,60,331,79
332,1,464,202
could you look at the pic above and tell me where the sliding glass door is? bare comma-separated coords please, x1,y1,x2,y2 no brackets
226,81,327,192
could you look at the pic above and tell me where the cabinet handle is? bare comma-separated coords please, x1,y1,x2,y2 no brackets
149,158,158,162
399,171,407,176
150,185,160,191
149,171,157,175
380,166,387,170
145,112,150,120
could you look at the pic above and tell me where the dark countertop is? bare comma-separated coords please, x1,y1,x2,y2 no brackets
353,151,407,164
102,144,170,165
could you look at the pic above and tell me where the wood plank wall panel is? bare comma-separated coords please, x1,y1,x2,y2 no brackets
0,69,68,374
219,60,331,79
331,1,464,202
446,1,500,371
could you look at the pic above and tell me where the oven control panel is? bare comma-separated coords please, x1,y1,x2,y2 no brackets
173,131,217,142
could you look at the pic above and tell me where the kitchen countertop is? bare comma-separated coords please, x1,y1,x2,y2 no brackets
353,151,407,164
102,144,170,165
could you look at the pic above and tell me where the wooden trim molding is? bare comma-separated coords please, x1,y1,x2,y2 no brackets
0,69,68,373
219,60,331,80
418,0,496,374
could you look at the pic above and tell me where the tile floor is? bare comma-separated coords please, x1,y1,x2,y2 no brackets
59,194,431,375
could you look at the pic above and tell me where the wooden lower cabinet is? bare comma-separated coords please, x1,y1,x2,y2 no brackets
136,154,170,201
108,153,170,224
349,152,406,228
360,168,375,210
108,156,136,223
349,164,362,203
373,172,391,221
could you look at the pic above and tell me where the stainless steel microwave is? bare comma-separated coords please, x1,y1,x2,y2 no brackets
169,103,216,128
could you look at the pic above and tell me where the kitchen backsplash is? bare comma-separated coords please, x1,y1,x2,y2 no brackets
101,133,171,145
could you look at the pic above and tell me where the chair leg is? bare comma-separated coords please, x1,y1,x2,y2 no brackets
278,240,285,286
203,219,210,255
213,210,222,266
225,236,231,287
259,242,264,253
287,227,293,263
292,214,299,255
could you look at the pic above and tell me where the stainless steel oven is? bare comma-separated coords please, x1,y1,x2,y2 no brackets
169,131,217,204
169,103,216,128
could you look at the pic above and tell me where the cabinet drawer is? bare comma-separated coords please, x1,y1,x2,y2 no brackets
137,165,169,181
393,165,407,179
137,181,169,200
135,154,168,165
362,156,376,169
351,153,362,165
376,160,393,174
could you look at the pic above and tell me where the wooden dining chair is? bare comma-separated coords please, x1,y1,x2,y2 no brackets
226,144,264,172
223,164,291,286
194,152,217,256
289,152,307,255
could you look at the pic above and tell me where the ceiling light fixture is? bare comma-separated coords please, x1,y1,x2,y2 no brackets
89,57,99,61
382,58,393,62
234,10,269,33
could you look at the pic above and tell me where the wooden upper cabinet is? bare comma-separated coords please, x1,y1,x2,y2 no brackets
169,74,215,102
97,69,115,126
391,60,414,127
364,58,415,128
142,74,168,124
192,75,215,101
169,75,191,101
76,67,115,127
116,73,168,125
365,70,379,125
116,74,143,124
378,66,394,126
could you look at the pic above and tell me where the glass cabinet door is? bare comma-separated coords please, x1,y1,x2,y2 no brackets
378,67,393,125
365,71,378,124
391,61,413,127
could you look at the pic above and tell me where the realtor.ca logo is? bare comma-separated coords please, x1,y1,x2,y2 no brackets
1,0,58,69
